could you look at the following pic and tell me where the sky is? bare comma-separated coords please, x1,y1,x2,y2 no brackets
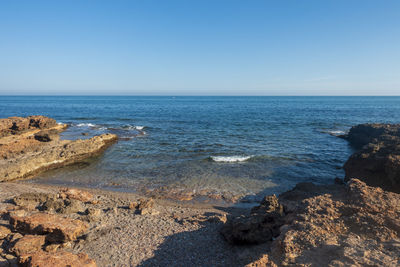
0,0,399,95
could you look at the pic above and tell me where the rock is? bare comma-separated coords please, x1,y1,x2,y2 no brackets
221,195,285,244
42,198,85,214
137,198,154,215
19,251,97,267
9,212,88,243
58,188,94,203
0,116,57,138
342,123,400,193
262,179,400,266
245,254,277,267
13,193,57,211
10,235,45,256
43,244,60,253
128,202,137,210
84,208,101,222
0,115,117,182
0,226,11,239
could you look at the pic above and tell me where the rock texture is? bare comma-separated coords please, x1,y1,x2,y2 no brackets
225,179,400,266
19,251,97,267
0,116,117,182
221,195,285,244
342,123,400,193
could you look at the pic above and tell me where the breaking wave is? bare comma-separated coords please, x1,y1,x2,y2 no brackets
210,155,253,163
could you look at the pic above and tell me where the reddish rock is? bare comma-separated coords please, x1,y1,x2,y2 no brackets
9,212,88,243
19,251,97,267
0,225,11,239
58,188,93,203
10,235,46,256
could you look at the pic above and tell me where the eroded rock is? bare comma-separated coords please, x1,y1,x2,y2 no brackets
19,251,97,267
9,212,88,243
10,235,46,256
343,123,400,193
221,195,285,244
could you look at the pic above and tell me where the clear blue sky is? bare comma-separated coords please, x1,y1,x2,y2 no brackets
0,0,399,95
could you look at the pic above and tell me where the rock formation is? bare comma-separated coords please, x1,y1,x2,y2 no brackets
0,116,118,182
224,179,400,266
342,123,400,193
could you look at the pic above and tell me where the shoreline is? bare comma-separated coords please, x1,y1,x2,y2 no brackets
1,116,399,266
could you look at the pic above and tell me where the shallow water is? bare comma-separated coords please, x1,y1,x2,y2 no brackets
2,96,400,202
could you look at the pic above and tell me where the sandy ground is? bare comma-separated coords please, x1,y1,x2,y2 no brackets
0,181,270,267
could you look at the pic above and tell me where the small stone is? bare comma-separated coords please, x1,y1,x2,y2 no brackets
128,202,137,210
137,198,154,215
44,244,60,253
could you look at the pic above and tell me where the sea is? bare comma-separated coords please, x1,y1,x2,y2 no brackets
2,96,400,203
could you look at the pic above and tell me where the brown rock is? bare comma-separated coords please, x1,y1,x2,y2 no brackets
58,188,94,203
137,198,154,215
221,195,285,245
13,193,57,211
0,225,11,239
9,212,88,243
10,235,45,256
265,179,400,266
343,123,400,193
19,251,97,267
0,115,117,182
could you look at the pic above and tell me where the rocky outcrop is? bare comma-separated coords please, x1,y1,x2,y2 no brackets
0,116,118,182
236,179,400,266
0,116,57,138
0,189,99,266
221,195,285,245
342,123,400,193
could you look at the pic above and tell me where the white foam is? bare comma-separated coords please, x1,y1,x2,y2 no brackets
135,126,145,131
211,155,252,162
76,123,96,127
328,130,345,135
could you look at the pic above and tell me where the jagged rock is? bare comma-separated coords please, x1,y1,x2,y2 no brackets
9,212,88,243
264,179,400,266
42,198,85,214
84,208,101,222
19,251,97,267
0,116,57,138
0,226,11,239
136,198,154,215
10,235,46,257
342,123,400,193
0,116,117,182
221,195,285,244
58,188,93,203
13,193,57,211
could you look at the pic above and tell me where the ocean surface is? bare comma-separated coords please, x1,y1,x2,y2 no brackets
2,96,400,202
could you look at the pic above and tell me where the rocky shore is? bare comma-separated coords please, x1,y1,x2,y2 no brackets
0,116,399,266
0,116,117,181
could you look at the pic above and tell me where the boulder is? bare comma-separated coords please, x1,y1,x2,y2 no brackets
343,123,400,193
9,212,88,243
19,251,97,267
13,193,57,211
58,188,93,203
221,195,285,244
0,225,11,239
10,235,46,256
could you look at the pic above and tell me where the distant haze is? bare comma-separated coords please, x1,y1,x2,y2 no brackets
0,0,399,95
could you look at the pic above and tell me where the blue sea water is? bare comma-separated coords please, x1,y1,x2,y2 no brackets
2,96,400,202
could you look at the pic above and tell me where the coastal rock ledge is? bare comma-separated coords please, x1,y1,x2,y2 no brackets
341,123,400,193
0,116,117,181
